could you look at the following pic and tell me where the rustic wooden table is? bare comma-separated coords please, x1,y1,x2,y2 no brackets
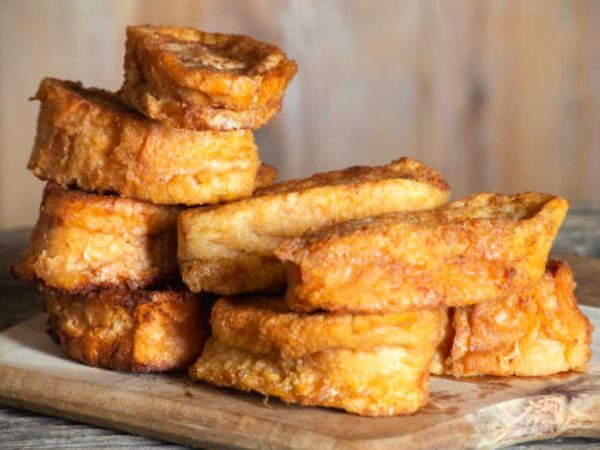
1,202,600,449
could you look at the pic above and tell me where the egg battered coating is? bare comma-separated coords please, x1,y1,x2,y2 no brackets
119,25,297,130
11,183,180,292
277,192,569,313
29,78,264,205
178,158,450,294
190,337,436,417
432,260,592,377
45,288,209,372
210,296,443,359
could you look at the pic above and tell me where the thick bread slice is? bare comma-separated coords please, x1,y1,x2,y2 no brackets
277,192,569,313
29,78,263,205
120,25,297,130
11,183,180,292
211,296,442,359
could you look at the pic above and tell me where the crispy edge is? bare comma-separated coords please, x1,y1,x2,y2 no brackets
280,192,565,249
254,157,449,196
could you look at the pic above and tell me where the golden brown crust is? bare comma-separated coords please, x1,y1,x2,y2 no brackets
46,288,210,372
277,192,569,313
434,260,593,377
29,78,262,205
178,158,450,294
119,25,297,130
190,338,435,417
11,183,180,292
211,296,442,359
255,157,449,195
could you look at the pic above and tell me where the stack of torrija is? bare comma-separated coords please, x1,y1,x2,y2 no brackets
12,25,295,373
13,25,592,417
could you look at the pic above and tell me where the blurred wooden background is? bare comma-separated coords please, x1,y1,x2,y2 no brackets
1,0,599,228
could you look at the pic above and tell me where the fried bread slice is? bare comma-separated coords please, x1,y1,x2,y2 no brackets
190,337,437,417
119,25,297,130
11,183,180,292
29,78,263,205
46,288,209,372
191,292,442,416
178,158,450,294
277,192,569,313
211,296,442,359
431,260,592,377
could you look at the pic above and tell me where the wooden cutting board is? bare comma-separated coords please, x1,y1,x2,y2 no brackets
0,265,599,449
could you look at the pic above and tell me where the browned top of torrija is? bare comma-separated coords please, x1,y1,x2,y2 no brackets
124,25,298,111
34,77,141,120
276,192,569,313
255,157,449,197
285,192,565,245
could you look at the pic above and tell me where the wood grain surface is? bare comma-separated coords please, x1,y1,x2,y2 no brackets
1,0,599,228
